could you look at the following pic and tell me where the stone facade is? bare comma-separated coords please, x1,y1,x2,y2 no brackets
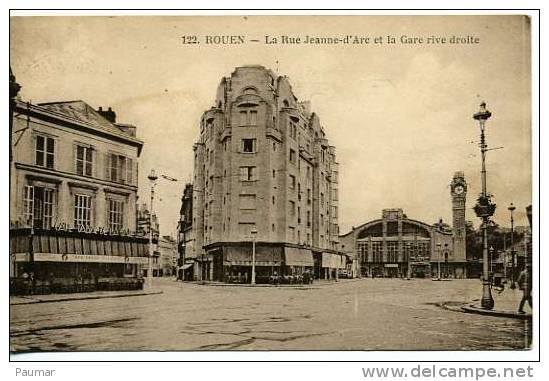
10,99,142,233
9,97,147,283
191,65,343,282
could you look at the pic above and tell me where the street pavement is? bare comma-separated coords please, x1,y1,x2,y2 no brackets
10,278,531,352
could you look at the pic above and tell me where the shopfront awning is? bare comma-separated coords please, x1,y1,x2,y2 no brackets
284,247,314,266
181,263,193,270
321,252,346,269
27,252,148,264
224,246,283,266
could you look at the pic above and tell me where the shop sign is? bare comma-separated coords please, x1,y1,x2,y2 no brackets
384,263,399,268
50,221,138,237
33,252,148,264
12,253,30,262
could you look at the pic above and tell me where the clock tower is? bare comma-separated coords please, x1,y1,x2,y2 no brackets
450,171,467,263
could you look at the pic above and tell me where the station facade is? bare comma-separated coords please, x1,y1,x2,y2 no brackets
339,173,469,279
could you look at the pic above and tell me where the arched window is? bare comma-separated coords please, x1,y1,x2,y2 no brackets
283,99,290,107
242,87,258,95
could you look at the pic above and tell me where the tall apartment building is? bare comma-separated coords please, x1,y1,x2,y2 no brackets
192,65,344,282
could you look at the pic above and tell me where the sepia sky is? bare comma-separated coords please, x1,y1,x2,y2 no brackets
10,15,532,237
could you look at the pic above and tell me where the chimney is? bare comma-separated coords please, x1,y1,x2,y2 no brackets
97,106,117,123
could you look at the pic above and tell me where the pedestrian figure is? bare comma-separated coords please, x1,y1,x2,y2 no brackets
517,264,532,314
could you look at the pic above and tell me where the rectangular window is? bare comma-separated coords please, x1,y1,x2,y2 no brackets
76,145,93,176
240,111,248,126
249,110,258,125
307,189,311,205
240,166,256,181
23,185,34,226
239,194,256,210
289,175,296,189
239,223,256,237
109,154,132,184
108,199,125,232
307,211,311,227
240,109,258,126
289,149,296,164
22,185,55,229
42,188,55,229
242,138,256,153
289,201,296,216
35,135,55,169
74,194,92,228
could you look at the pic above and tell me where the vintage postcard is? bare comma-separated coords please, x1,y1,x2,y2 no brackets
9,14,535,360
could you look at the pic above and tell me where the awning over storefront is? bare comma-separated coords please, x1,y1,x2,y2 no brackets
23,252,149,264
224,246,283,266
284,247,314,266
9,228,150,265
181,263,193,270
321,252,346,269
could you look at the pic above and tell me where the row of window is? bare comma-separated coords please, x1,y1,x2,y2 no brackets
34,134,134,185
358,241,431,263
23,185,126,231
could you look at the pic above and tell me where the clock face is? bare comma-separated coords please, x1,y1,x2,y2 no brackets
454,185,465,195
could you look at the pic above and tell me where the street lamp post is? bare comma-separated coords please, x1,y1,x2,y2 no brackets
406,242,412,280
251,227,258,285
489,246,495,276
436,242,442,280
473,102,496,309
147,169,158,288
508,202,516,289
145,170,178,287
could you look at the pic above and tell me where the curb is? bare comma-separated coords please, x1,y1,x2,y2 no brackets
10,290,163,306
188,278,362,288
460,304,532,320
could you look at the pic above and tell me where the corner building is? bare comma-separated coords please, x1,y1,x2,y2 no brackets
192,65,344,282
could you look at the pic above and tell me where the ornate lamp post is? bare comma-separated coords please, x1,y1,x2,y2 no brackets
508,202,516,289
489,246,495,276
406,242,412,280
146,169,158,288
436,242,442,280
473,102,497,309
251,227,258,285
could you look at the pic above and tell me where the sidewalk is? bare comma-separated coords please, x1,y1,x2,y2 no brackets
188,277,363,288
10,288,163,306
460,287,533,320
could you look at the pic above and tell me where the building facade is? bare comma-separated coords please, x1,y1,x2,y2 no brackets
176,183,195,280
191,65,344,282
136,203,160,276
339,172,469,279
9,96,148,292
158,235,177,276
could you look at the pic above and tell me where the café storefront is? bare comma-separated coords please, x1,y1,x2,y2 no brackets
202,243,318,283
9,227,150,295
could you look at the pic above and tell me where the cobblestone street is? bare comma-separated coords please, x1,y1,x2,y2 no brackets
10,278,531,352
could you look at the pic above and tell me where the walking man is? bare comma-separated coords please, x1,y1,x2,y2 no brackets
517,263,532,314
